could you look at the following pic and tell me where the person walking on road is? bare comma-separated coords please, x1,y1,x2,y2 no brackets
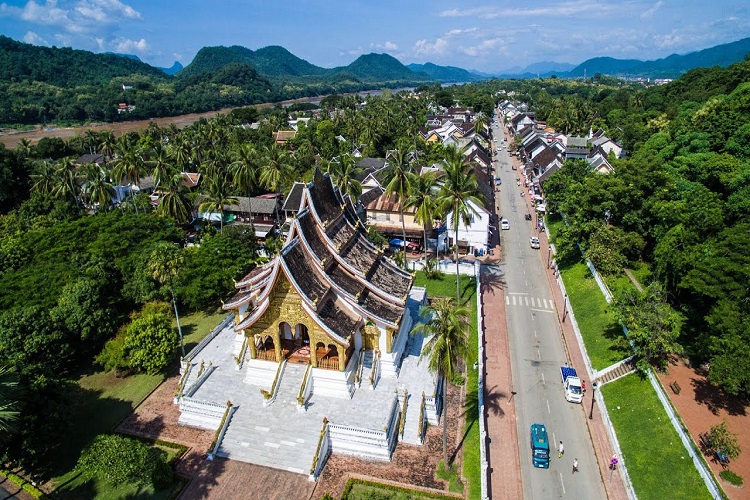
572,458,579,474
558,441,564,458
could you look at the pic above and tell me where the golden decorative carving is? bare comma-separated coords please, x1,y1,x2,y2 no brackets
363,322,380,351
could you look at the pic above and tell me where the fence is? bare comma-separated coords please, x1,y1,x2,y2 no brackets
474,261,489,500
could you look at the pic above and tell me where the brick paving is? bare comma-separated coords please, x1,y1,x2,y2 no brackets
510,145,629,500
658,360,750,499
482,245,524,500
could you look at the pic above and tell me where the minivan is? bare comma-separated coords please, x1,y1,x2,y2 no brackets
530,423,550,468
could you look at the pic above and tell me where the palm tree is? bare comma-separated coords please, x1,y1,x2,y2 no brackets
81,164,115,212
148,242,186,357
111,149,145,214
156,173,193,225
148,144,175,191
198,172,238,233
382,148,414,269
437,150,483,301
98,131,117,162
52,157,81,208
30,160,57,197
0,366,20,436
411,297,470,465
473,112,488,138
404,170,439,258
327,153,363,200
259,144,292,222
231,143,259,231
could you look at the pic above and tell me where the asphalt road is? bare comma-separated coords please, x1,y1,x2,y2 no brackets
490,120,606,499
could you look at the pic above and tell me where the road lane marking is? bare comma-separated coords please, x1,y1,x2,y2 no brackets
534,330,538,339
512,296,517,305
506,296,510,305
537,348,541,360
547,400,551,414
559,473,566,494
544,298,550,308
525,296,529,306
541,372,546,387
530,308,555,314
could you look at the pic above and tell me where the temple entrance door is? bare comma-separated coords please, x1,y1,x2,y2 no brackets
287,323,311,365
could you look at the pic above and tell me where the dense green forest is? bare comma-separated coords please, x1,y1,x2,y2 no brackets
0,36,432,126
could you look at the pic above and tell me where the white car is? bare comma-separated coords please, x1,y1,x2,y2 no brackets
501,219,510,230
530,236,540,249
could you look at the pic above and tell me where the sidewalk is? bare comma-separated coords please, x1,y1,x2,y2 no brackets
514,162,628,500
482,245,523,500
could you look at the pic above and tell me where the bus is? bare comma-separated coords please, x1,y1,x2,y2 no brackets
530,423,550,468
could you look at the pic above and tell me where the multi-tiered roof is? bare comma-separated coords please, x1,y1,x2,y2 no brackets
224,169,413,346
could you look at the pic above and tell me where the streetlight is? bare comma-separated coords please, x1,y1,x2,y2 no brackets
547,246,552,268
562,294,568,323
589,381,598,419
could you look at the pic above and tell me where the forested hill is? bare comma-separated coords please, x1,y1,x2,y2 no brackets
340,53,430,82
569,36,750,78
0,35,168,87
407,62,480,82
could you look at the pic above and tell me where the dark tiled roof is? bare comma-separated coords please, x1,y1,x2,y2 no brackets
339,232,378,274
359,289,403,323
223,289,255,309
317,295,360,342
366,259,412,299
282,242,328,303
325,213,357,249
297,210,330,262
354,158,386,181
326,261,364,297
283,182,305,213
308,170,341,225
224,196,278,215
360,186,384,208
236,263,272,287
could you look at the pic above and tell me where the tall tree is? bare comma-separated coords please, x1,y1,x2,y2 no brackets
404,170,439,257
0,366,20,436
231,143,260,231
259,144,292,222
148,242,186,358
81,164,115,212
52,157,81,208
156,173,193,225
198,172,238,233
382,148,414,269
327,153,363,200
111,149,146,214
437,150,482,300
411,297,470,465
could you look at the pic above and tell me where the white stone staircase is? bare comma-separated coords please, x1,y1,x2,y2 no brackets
400,390,424,445
217,362,319,473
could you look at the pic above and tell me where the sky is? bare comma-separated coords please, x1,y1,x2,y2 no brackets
0,0,749,73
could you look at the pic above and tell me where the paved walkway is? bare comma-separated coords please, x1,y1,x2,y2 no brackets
512,154,628,500
481,246,524,500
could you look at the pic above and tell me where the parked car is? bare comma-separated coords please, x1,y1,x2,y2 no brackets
530,236,540,249
501,219,510,230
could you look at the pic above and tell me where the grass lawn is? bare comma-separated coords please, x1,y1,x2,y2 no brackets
559,262,630,370
601,375,711,499
342,478,458,500
414,271,480,500
48,309,227,498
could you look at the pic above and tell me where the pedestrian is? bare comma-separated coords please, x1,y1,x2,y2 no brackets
582,380,587,393
610,453,619,470
558,441,564,458
572,458,579,474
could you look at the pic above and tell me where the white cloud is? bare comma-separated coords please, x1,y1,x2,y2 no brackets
460,37,504,57
370,40,398,52
440,1,621,19
113,36,148,53
413,37,449,56
22,30,49,45
641,0,664,20
173,52,183,62
18,0,71,25
2,0,141,33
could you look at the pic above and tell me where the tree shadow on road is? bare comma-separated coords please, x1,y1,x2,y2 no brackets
450,385,507,465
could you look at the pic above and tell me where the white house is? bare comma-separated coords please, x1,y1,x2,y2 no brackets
447,199,492,256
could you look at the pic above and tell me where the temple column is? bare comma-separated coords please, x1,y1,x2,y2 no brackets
273,326,282,362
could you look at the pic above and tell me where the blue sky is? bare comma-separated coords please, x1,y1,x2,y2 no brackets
0,0,748,72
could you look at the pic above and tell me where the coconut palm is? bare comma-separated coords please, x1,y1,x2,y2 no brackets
52,157,82,207
0,366,20,435
98,131,117,162
327,153,363,200
30,160,57,197
156,173,193,225
231,143,260,231
148,144,175,191
437,150,482,301
259,144,292,222
198,172,238,233
411,297,470,465
148,242,186,357
111,149,145,214
382,148,414,269
81,164,115,212
404,170,439,258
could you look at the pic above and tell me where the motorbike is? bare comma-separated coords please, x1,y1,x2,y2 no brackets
525,213,532,220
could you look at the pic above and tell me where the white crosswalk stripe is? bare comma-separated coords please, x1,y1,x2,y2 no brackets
505,294,555,310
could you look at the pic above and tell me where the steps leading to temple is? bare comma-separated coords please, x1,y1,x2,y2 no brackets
400,391,423,445
217,363,318,474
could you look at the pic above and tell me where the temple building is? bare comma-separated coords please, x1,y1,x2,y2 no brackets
223,168,415,397
175,169,441,479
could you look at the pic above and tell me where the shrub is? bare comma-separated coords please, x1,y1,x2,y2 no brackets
720,469,743,486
